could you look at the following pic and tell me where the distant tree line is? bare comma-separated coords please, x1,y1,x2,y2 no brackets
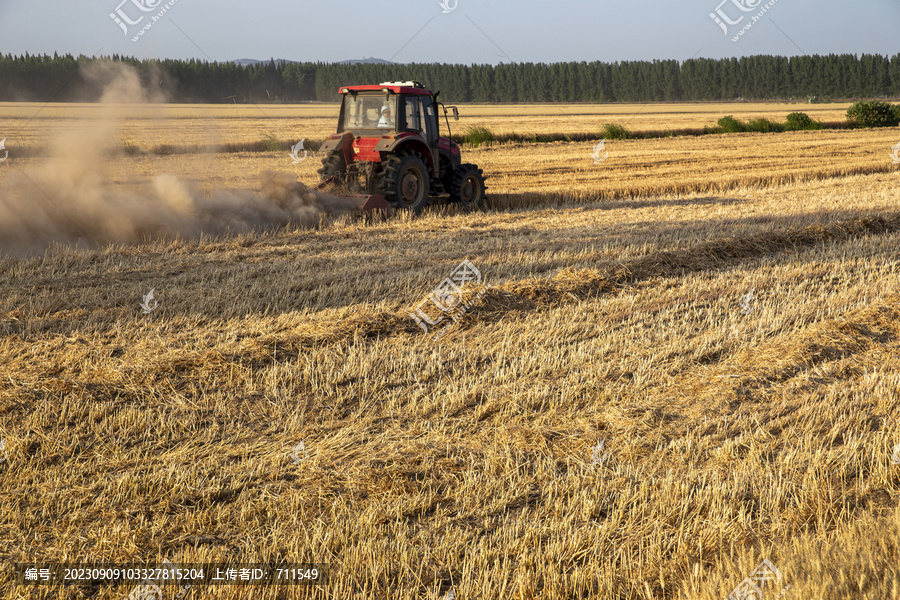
2,52,900,103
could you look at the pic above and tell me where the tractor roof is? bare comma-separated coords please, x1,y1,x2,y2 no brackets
339,83,433,96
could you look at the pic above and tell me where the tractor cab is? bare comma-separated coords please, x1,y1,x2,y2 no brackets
337,83,439,141
318,81,485,213
334,81,446,163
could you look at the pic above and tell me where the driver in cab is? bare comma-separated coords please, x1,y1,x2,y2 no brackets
377,104,393,128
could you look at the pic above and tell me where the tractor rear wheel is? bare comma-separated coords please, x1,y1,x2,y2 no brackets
450,163,487,211
317,149,345,183
318,149,367,192
381,151,431,214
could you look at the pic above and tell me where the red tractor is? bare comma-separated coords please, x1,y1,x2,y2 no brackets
317,81,487,214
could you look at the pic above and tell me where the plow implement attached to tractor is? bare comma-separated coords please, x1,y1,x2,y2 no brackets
348,194,393,214
315,172,393,216
313,81,487,215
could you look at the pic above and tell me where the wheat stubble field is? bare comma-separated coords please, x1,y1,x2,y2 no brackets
2,98,900,600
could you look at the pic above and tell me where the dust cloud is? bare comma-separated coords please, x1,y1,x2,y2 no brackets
0,61,362,256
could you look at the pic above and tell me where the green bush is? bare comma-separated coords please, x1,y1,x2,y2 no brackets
262,131,285,152
784,112,823,130
717,115,746,133
716,113,824,134
600,122,631,140
464,125,496,147
746,117,784,133
846,101,900,128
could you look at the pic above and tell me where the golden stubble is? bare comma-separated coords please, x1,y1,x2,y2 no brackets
1,97,900,599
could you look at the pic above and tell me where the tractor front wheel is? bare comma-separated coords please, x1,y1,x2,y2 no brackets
381,151,431,214
450,163,487,211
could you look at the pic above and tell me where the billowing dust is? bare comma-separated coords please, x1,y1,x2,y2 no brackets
0,61,362,256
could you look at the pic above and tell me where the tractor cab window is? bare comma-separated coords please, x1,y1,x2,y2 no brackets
420,96,437,145
401,96,420,132
340,94,397,131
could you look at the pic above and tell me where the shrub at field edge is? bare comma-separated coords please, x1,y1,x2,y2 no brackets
601,122,632,140
716,112,824,134
846,100,900,128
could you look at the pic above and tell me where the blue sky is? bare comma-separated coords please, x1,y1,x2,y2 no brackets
0,0,898,64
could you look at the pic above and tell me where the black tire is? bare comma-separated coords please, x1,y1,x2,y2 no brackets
317,149,345,182
380,151,431,214
450,163,487,211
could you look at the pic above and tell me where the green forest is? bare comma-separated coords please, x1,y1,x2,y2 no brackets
1,53,899,104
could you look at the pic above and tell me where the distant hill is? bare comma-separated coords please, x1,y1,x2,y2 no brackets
337,57,394,65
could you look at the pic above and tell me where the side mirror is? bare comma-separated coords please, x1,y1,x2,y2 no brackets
451,106,459,121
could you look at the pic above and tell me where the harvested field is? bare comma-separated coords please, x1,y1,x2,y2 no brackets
0,101,853,153
1,96,900,600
